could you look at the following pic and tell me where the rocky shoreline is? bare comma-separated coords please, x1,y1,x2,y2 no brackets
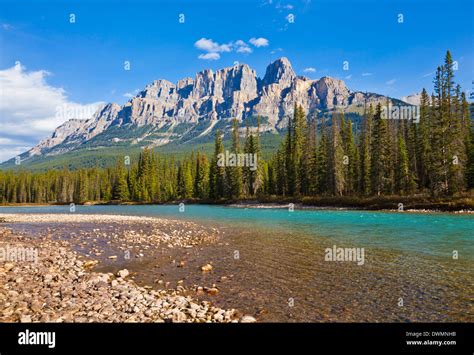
229,203,473,214
0,214,256,323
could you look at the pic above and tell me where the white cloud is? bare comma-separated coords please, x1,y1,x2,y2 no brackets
237,46,252,54
195,37,267,60
0,146,31,164
235,40,252,54
0,63,104,162
198,52,220,60
303,67,316,73
194,38,231,53
249,37,269,47
386,78,396,85
195,38,233,60
362,72,373,77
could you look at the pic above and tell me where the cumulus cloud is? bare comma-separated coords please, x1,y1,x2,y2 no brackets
194,38,233,60
195,37,267,60
0,63,104,162
198,52,221,60
235,40,252,54
195,38,231,53
249,37,269,47
303,67,316,73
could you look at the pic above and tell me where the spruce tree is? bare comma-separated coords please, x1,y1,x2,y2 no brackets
371,103,391,195
329,113,345,196
209,129,225,199
226,119,242,199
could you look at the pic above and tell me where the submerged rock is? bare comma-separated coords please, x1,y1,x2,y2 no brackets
201,264,213,272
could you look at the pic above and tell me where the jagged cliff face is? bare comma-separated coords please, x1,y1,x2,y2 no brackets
24,57,398,158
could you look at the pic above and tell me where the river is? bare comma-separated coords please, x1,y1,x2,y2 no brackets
1,204,472,322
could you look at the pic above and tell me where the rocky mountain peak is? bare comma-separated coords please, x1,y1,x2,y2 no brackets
401,93,421,106
18,57,401,162
315,76,350,109
262,57,296,88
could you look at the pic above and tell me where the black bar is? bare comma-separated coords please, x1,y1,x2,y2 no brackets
0,323,472,354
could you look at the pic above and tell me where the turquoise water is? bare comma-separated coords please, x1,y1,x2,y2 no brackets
1,204,472,259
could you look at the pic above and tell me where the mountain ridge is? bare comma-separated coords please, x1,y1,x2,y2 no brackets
3,57,410,168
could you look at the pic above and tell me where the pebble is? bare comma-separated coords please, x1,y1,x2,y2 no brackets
117,269,130,278
0,217,248,324
201,264,213,272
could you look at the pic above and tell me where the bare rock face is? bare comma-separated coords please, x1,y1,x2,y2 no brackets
261,57,296,89
23,57,401,159
87,103,121,136
315,76,350,109
401,93,421,106
28,103,120,156
30,119,87,155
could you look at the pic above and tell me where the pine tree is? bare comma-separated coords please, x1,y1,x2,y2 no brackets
293,105,306,195
429,53,461,196
275,148,287,196
466,115,474,189
371,103,391,195
194,151,209,199
344,119,358,195
395,131,414,195
209,129,225,199
359,104,373,195
329,113,345,196
316,117,329,194
448,84,466,194
301,119,317,195
226,119,243,199
112,161,130,201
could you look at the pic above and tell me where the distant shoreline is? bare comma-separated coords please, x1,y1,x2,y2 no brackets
1,195,473,214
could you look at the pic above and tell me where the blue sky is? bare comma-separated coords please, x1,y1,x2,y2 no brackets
0,0,473,162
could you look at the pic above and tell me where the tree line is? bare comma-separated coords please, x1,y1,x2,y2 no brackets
0,51,472,204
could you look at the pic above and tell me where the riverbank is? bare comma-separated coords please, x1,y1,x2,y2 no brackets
228,195,474,213
2,195,472,213
0,214,255,323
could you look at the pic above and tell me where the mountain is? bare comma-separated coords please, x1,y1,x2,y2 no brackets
3,57,407,169
401,93,422,106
